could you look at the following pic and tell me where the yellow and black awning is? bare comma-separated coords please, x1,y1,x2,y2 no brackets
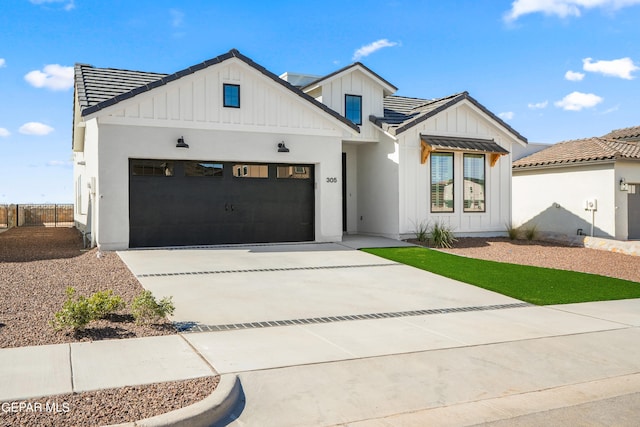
420,135,509,166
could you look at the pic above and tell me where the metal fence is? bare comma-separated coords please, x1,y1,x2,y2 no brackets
0,204,74,228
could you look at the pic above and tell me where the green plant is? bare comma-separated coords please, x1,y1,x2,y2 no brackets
429,220,457,248
413,220,430,243
88,290,125,319
505,223,519,240
524,225,538,241
131,290,175,324
50,287,94,332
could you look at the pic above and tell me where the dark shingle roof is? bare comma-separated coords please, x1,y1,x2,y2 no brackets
602,125,640,141
421,135,509,154
370,92,528,143
75,49,360,133
513,137,640,169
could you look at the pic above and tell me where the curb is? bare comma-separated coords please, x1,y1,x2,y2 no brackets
108,374,242,427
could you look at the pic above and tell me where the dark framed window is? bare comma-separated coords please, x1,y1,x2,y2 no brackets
345,94,362,125
463,154,485,212
277,165,311,179
184,161,223,177
223,84,240,108
430,153,454,212
131,159,174,177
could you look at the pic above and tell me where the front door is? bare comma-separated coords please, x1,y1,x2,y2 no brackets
628,184,640,239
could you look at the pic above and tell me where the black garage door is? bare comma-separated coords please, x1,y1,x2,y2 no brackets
129,159,314,248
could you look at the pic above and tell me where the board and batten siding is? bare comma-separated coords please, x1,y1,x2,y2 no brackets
95,58,351,137
398,101,515,237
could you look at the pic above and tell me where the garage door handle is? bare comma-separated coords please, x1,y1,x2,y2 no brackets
225,203,235,211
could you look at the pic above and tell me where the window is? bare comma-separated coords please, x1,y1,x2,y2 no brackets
430,153,454,212
184,161,223,177
463,154,485,212
345,94,362,125
277,165,310,179
233,164,268,178
223,84,240,108
131,159,174,176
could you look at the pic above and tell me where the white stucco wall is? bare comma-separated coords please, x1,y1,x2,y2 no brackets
398,101,518,238
512,163,616,238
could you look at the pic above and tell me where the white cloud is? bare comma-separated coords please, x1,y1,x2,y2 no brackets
554,91,603,111
170,9,184,27
583,57,639,79
19,122,54,135
0,128,10,137
352,39,399,61
29,0,75,11
24,64,74,91
46,160,73,168
528,100,549,109
504,0,640,22
499,112,515,120
0,58,5,68
565,70,585,81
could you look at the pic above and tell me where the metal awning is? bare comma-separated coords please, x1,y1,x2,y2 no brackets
420,135,509,166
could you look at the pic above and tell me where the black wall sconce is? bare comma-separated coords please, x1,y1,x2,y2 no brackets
620,178,628,191
277,141,289,153
176,136,189,148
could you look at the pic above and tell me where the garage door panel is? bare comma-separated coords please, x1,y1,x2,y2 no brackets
129,160,314,247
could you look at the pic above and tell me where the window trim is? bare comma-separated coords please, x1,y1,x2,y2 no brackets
463,153,486,213
430,152,454,213
345,94,362,125
223,83,240,108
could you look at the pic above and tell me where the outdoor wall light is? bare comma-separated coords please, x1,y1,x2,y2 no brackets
620,178,628,191
277,141,290,153
176,136,189,148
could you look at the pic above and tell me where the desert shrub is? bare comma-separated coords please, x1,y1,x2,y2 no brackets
88,290,125,319
131,290,175,324
414,220,430,243
430,221,457,249
505,223,519,240
524,225,538,241
50,287,94,332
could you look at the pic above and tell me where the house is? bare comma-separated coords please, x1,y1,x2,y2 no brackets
72,49,527,250
512,127,640,240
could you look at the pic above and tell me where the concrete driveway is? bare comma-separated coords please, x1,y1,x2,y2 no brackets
118,236,640,426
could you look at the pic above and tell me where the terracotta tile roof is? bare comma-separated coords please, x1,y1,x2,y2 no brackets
370,92,528,143
513,137,640,169
74,49,360,133
601,125,640,141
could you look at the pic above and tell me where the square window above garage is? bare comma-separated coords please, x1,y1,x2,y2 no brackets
223,84,240,108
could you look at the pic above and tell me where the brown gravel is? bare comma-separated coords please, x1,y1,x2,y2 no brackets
0,227,218,426
430,237,640,283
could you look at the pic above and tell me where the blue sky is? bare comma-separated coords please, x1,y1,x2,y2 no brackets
1,0,640,203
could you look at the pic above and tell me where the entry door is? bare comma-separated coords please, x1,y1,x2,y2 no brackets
628,184,640,239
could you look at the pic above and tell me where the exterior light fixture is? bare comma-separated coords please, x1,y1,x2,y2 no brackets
620,178,628,191
176,136,189,148
277,142,289,153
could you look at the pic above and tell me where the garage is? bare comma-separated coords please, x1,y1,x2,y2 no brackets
129,159,315,248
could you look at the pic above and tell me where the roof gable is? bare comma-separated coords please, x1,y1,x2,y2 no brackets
75,49,359,133
302,62,397,97
370,92,528,144
513,137,640,169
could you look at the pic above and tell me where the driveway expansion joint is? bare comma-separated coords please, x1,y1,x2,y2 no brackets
174,302,532,333
136,263,398,278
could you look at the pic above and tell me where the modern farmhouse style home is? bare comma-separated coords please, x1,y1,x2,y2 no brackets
72,49,527,249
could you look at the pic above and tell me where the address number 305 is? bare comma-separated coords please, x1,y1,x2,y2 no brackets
326,177,338,183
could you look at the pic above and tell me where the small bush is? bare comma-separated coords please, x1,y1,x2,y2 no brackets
430,221,457,249
131,290,175,324
88,290,125,319
414,220,430,243
505,223,519,240
524,225,538,241
50,287,94,332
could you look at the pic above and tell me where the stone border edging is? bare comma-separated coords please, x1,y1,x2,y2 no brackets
107,374,241,427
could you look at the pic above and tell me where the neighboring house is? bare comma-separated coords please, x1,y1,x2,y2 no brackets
73,49,527,250
512,127,640,240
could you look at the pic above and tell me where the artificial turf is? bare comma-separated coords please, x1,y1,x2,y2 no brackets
362,246,640,305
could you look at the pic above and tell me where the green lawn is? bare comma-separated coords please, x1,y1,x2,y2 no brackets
363,246,640,305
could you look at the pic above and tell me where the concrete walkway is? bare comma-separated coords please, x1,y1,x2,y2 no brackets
1,236,640,426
